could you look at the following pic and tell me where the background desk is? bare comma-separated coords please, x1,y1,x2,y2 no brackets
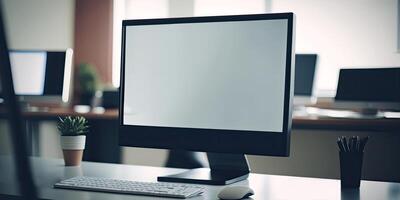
1,157,400,200
22,107,118,120
21,107,400,131
18,107,400,183
21,108,120,163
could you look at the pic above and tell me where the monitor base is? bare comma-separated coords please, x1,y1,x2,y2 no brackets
158,168,249,185
158,153,250,185
358,108,379,115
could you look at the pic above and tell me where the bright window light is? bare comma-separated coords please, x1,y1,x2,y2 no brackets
124,0,169,19
194,0,266,16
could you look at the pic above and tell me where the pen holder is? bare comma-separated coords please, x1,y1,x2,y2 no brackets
339,151,363,188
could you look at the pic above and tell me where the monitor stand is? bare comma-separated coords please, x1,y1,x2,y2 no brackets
158,153,250,185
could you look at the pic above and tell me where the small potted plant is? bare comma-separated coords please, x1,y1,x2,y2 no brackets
57,116,89,166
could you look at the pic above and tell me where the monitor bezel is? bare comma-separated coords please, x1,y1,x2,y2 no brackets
8,49,73,104
119,13,294,156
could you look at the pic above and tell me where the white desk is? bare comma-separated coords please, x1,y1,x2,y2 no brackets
1,157,400,200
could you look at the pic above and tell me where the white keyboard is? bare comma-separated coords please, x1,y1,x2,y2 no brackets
54,176,204,198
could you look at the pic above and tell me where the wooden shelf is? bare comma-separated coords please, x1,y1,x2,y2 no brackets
292,116,400,132
21,107,118,120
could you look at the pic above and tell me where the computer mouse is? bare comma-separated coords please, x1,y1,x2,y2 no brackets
217,185,254,200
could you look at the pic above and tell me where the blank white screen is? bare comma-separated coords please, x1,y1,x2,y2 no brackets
123,19,288,132
9,52,47,95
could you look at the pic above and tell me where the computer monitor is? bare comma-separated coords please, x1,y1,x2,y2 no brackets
119,13,295,185
293,54,318,105
334,67,400,114
8,49,73,106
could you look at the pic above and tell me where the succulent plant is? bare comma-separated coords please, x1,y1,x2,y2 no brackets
57,116,89,136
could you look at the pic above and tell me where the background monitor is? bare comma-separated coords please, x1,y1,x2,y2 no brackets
8,49,73,105
293,54,317,105
119,13,295,184
334,67,400,111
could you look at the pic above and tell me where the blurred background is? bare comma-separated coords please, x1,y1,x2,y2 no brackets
1,0,399,183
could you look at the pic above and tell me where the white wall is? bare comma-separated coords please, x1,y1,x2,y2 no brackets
271,0,400,94
1,0,75,50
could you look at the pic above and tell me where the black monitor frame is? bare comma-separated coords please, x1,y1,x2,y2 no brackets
119,13,295,157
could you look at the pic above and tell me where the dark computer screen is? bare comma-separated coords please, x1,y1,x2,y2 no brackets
335,68,400,102
43,52,66,95
294,54,317,96
9,50,66,96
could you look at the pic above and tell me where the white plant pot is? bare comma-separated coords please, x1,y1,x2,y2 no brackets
60,135,86,166
60,135,86,150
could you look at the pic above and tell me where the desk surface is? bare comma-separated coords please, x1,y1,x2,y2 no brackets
1,157,400,200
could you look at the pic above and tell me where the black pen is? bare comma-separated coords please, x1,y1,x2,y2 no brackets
351,136,357,152
337,137,345,152
342,137,349,152
349,137,353,152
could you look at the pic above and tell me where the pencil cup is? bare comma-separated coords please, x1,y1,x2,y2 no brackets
339,151,363,188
